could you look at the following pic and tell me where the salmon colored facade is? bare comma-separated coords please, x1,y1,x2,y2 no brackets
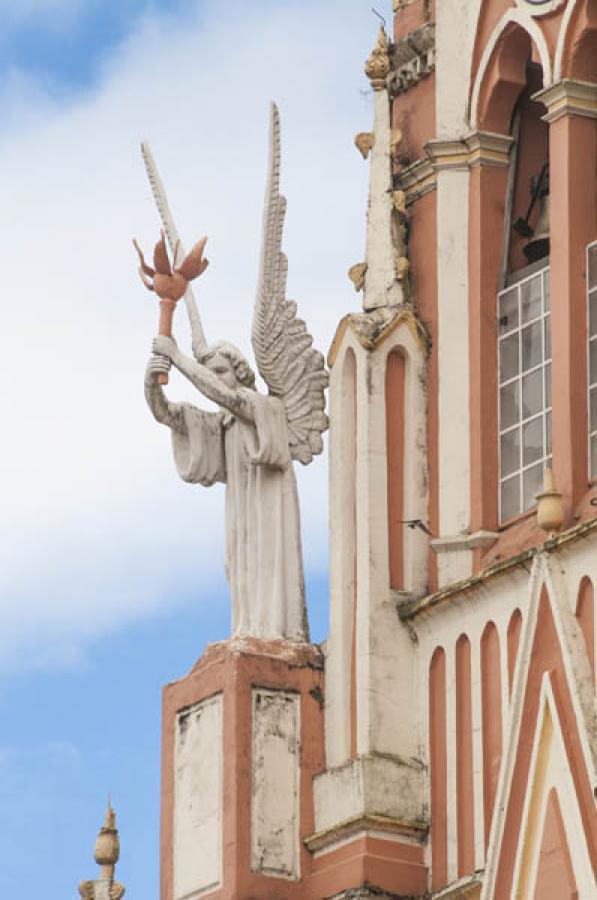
158,2,597,898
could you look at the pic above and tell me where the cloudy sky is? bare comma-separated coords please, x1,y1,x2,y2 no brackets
0,1,376,895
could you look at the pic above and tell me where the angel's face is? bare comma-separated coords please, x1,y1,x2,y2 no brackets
205,351,238,390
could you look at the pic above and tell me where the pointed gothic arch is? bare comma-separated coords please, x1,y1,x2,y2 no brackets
470,10,552,131
555,0,597,81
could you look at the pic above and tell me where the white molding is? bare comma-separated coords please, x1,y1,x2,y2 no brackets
516,0,566,17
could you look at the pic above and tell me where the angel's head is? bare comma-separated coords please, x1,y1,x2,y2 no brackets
201,341,256,391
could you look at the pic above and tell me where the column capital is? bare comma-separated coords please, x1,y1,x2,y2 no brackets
464,130,513,168
424,131,513,172
534,79,597,123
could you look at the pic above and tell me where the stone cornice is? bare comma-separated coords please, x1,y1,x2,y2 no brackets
534,78,597,123
399,131,513,204
387,23,435,97
398,156,436,205
401,515,597,621
304,812,427,854
465,130,514,167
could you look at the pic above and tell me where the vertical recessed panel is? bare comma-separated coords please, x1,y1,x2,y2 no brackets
430,647,447,890
386,349,406,590
456,634,474,877
173,695,223,900
481,622,502,850
251,690,300,879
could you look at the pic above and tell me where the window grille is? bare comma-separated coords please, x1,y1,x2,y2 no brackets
588,242,597,476
498,266,551,523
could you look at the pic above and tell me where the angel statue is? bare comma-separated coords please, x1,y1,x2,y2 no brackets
137,104,328,643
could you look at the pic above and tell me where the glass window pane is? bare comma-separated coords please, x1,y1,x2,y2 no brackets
591,339,597,387
590,292,597,337
501,427,520,478
499,332,519,382
543,269,550,311
546,410,551,456
522,369,543,419
521,274,542,323
591,434,597,479
523,463,543,510
500,381,520,431
591,387,597,432
545,362,551,409
522,321,542,371
544,317,551,360
523,416,543,466
501,475,520,521
589,244,597,290
499,287,518,334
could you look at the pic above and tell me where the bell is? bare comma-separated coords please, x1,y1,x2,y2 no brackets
523,191,550,263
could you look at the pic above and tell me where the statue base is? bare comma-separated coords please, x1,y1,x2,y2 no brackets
160,636,324,900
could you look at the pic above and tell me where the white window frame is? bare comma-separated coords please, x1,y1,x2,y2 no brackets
498,264,552,524
587,241,597,478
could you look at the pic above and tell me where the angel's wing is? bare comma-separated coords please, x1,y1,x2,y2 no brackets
252,103,329,465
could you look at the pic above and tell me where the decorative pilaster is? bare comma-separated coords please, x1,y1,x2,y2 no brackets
78,805,125,900
362,27,405,311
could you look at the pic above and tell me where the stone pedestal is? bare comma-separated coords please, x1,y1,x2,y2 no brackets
160,637,324,900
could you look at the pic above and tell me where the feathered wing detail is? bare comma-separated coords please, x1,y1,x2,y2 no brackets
252,103,329,465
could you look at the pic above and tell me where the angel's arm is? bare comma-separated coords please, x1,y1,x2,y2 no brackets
144,357,186,433
156,339,255,423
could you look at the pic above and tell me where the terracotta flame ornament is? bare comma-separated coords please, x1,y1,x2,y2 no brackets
133,231,208,383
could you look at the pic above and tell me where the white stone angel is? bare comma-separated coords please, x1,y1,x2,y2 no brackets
142,105,328,642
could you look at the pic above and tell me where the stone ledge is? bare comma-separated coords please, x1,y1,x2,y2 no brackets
312,753,427,838
305,812,427,854
430,531,498,554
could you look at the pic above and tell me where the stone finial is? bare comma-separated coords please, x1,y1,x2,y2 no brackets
95,803,120,879
355,132,375,159
536,468,565,537
79,803,125,900
365,26,390,90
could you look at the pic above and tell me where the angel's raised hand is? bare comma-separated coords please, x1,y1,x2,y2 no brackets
153,335,178,360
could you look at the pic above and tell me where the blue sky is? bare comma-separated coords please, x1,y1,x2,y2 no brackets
0,1,375,896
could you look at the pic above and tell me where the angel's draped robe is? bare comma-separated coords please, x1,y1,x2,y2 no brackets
171,389,308,642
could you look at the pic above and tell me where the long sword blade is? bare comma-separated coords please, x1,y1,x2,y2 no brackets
140,141,207,353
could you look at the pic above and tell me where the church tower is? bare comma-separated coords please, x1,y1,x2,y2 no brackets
150,1,597,898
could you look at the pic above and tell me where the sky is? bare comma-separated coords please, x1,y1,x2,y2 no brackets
0,1,376,896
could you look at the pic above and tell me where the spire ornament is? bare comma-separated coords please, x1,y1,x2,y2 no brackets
365,26,390,90
78,803,125,900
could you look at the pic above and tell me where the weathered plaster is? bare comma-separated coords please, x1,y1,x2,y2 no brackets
251,689,301,880
173,695,223,899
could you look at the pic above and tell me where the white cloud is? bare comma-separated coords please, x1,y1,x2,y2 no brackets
0,0,374,672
